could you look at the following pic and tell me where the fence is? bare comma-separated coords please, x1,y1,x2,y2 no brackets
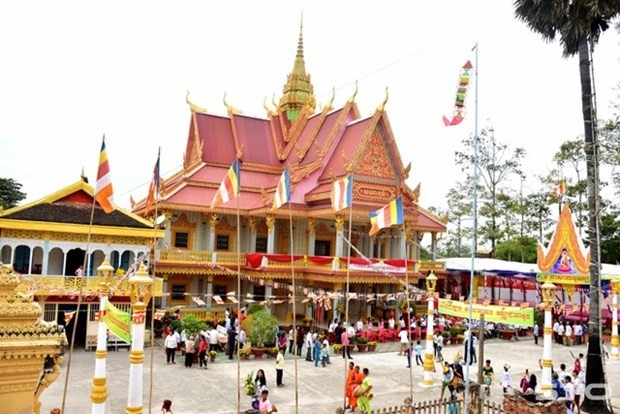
335,397,505,414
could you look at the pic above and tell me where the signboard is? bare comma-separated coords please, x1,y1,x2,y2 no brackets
103,300,132,344
536,274,590,285
438,299,534,327
349,263,405,273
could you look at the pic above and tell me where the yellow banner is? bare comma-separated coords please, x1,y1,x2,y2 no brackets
438,299,534,327
536,274,589,285
103,301,131,344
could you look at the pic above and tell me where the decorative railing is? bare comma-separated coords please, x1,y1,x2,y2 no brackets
18,275,164,297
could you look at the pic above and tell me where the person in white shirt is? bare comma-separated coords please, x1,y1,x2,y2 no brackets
399,317,406,329
553,321,560,344
305,330,314,361
557,323,565,344
164,332,178,364
356,318,364,333
573,323,583,345
398,328,409,356
346,323,356,337
388,317,395,330
322,337,331,365
564,323,573,346
563,375,575,413
208,327,219,351
500,364,512,393
572,370,583,413
328,319,338,333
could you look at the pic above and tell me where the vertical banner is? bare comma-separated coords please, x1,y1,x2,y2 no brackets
103,301,132,343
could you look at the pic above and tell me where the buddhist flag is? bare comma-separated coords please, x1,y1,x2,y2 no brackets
64,310,77,325
144,148,161,216
442,60,473,127
103,300,131,344
95,135,116,213
551,181,567,197
331,176,353,212
272,168,290,210
369,197,404,236
210,159,240,208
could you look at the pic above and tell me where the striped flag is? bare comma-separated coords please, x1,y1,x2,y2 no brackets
369,197,404,236
331,176,353,212
153,309,166,321
95,136,115,213
210,159,240,208
64,310,77,325
144,148,161,216
272,168,290,210
551,181,567,197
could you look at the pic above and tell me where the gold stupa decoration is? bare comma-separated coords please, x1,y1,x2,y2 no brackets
0,264,66,414
537,203,590,276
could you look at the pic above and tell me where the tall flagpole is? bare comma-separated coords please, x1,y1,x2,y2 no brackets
148,146,161,414
464,42,479,414
287,201,299,413
342,176,354,412
402,220,414,402
236,192,242,414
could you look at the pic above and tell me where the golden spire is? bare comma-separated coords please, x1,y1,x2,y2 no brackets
377,86,389,112
279,13,316,122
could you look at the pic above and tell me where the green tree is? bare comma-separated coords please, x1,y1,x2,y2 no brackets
600,85,620,192
0,178,26,209
554,138,587,235
494,236,537,264
455,127,525,255
514,2,620,411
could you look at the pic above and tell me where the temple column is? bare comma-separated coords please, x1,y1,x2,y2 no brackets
376,238,382,259
248,217,257,253
208,214,218,253
206,276,213,310
431,232,437,260
307,218,316,256
366,285,373,318
333,282,343,321
265,280,274,314
266,215,275,254
335,215,344,257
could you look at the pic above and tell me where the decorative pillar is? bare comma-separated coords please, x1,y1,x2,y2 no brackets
540,278,557,397
611,279,620,359
248,217,257,252
91,258,116,414
265,279,274,314
126,263,153,414
423,271,437,386
266,215,275,254
431,232,437,261
307,218,316,256
404,224,414,260
206,276,214,310
208,214,218,252
335,215,345,257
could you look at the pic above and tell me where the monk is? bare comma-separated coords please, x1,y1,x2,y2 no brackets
349,365,364,411
345,361,355,408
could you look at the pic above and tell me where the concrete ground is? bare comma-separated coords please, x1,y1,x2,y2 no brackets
41,337,619,413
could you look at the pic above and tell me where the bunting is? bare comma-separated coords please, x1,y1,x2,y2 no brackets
95,135,116,213
442,60,473,126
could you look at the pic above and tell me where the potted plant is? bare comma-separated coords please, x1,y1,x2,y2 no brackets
180,313,206,338
239,348,252,360
356,336,369,352
208,350,218,363
241,309,279,359
367,341,377,352
266,346,279,358
333,344,343,354
244,371,256,396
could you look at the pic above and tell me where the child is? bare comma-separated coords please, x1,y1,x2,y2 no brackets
500,364,512,393
320,343,329,367
482,359,494,397
414,340,423,366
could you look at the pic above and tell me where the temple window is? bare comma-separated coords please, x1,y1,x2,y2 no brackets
214,285,227,296
315,240,331,256
171,284,187,301
254,285,266,302
216,234,230,251
174,232,189,248
256,237,267,253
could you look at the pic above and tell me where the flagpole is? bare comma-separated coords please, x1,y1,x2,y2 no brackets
464,42,479,414
148,146,161,414
342,178,354,412
287,200,299,414
402,219,414,403
235,187,242,414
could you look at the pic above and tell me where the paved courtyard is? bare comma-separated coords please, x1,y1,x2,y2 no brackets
41,337,619,413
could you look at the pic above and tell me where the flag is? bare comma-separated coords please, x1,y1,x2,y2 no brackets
64,310,77,325
331,176,353,212
442,60,473,126
369,197,404,236
144,148,161,216
551,181,567,197
95,135,116,213
153,309,166,321
103,300,131,344
272,168,290,210
210,159,240,208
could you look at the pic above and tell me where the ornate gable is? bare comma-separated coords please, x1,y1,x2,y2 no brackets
354,130,397,180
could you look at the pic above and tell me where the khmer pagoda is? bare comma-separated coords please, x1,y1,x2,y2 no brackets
132,23,447,323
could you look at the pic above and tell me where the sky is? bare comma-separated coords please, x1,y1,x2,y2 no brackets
1,1,619,213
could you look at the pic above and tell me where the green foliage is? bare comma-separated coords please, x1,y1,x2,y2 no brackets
180,313,206,337
0,178,26,209
241,310,278,348
247,303,263,315
356,336,368,344
494,236,537,263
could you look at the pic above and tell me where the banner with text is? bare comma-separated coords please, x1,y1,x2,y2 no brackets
103,301,132,344
438,299,534,327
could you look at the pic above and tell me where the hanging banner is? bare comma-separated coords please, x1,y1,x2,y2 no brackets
438,299,534,327
103,301,132,344
536,274,590,285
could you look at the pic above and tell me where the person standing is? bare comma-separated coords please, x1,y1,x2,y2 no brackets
341,328,353,359
435,332,445,362
296,326,304,356
161,399,173,413
75,265,83,277
227,325,237,360
288,326,295,354
184,336,195,368
305,330,314,362
345,361,355,409
313,334,321,367
553,320,560,344
275,348,285,387
564,323,573,346
414,340,423,366
482,360,494,397
198,335,208,369
398,327,409,356
573,323,582,345
533,323,539,345
164,331,177,364
357,368,373,414
500,364,512,394
320,343,329,367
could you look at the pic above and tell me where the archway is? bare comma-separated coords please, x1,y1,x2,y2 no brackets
66,248,85,276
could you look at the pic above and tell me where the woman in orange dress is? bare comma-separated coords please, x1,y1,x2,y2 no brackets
349,365,364,410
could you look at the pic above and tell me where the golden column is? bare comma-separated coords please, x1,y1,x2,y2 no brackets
611,278,620,359
540,278,557,397
422,271,437,386
0,264,66,414
126,263,154,414
90,258,115,414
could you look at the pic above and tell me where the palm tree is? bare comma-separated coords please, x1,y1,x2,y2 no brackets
514,1,620,412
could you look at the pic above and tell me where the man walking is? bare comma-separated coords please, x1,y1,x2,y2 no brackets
533,323,539,345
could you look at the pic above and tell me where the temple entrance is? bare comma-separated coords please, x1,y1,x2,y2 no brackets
65,248,85,276
57,304,88,347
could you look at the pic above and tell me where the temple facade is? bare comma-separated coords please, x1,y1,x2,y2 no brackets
0,179,164,347
132,24,447,324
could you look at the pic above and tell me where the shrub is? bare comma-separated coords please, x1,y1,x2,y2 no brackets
241,310,279,348
180,313,206,337
333,344,343,353
356,336,368,344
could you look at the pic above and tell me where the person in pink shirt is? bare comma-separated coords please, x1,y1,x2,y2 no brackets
341,329,353,359
258,389,275,414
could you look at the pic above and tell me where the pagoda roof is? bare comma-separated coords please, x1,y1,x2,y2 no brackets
1,180,154,229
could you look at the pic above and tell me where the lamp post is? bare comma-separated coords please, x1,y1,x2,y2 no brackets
423,271,437,386
126,263,153,414
540,278,557,397
611,279,620,359
90,258,115,414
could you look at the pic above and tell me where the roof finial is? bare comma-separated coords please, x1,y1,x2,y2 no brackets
80,167,88,183
186,90,207,113
377,86,389,112
348,80,359,104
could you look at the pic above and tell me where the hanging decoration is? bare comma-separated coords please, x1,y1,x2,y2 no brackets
442,60,473,126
